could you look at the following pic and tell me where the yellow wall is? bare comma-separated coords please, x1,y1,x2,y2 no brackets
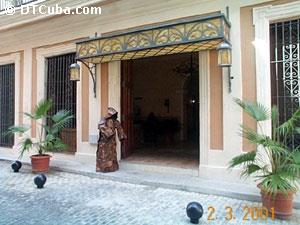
210,50,223,150
240,0,298,151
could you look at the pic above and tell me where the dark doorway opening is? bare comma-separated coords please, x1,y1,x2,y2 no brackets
46,53,77,153
121,53,199,168
0,64,15,147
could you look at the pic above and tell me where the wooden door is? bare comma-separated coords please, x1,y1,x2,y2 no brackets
121,61,134,158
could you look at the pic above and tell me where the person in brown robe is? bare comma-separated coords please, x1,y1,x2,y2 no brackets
96,118,112,172
96,107,126,172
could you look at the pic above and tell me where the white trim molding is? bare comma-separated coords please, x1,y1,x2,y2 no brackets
0,53,21,147
108,61,121,160
253,1,300,137
36,43,76,107
35,43,77,148
199,50,210,172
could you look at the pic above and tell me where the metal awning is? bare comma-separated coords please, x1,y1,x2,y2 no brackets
75,13,230,64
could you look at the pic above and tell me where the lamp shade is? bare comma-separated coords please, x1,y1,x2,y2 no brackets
69,63,80,81
217,42,232,67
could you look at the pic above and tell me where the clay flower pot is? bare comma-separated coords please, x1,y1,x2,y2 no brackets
260,186,294,220
30,154,51,173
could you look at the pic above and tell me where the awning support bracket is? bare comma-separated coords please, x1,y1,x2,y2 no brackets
79,60,97,98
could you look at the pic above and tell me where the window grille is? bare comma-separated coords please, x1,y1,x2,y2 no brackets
0,63,15,147
46,53,77,153
270,19,300,147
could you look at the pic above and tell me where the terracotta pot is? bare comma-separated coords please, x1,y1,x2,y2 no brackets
260,186,294,220
30,154,51,173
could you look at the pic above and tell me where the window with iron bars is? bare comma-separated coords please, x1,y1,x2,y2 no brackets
0,63,15,147
270,19,300,148
46,53,77,153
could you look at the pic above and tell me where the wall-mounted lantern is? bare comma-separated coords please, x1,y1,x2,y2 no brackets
217,42,233,92
69,63,80,81
217,42,232,67
69,61,97,97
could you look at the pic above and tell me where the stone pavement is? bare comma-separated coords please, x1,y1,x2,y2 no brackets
0,161,300,225
2,147,300,209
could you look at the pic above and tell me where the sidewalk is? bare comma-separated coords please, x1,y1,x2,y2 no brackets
2,160,300,225
1,147,300,209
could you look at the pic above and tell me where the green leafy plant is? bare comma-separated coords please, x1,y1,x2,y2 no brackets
6,99,73,158
229,98,300,195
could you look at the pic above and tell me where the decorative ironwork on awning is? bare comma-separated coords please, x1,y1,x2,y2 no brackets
76,13,230,63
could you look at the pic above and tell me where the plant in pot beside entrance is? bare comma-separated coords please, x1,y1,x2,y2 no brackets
229,99,300,220
6,99,73,173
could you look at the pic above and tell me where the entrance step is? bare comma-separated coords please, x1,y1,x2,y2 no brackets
120,161,199,177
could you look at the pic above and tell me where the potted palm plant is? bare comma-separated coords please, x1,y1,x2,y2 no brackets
229,98,300,220
6,99,73,173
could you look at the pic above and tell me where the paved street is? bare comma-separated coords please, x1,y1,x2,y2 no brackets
0,160,299,225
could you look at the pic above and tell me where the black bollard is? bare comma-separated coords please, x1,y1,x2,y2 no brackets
34,173,47,189
11,161,22,172
186,202,203,224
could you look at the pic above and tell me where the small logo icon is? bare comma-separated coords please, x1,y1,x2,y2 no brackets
5,5,16,15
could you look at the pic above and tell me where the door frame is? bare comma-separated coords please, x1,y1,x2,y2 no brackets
119,51,210,171
120,60,134,159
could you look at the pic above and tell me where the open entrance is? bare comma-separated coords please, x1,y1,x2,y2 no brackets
121,52,199,169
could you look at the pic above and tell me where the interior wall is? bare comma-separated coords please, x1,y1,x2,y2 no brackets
131,53,197,141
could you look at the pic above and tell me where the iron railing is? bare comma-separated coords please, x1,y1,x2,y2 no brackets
0,64,15,147
0,0,38,11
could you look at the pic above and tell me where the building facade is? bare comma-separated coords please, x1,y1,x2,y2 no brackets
0,0,299,181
